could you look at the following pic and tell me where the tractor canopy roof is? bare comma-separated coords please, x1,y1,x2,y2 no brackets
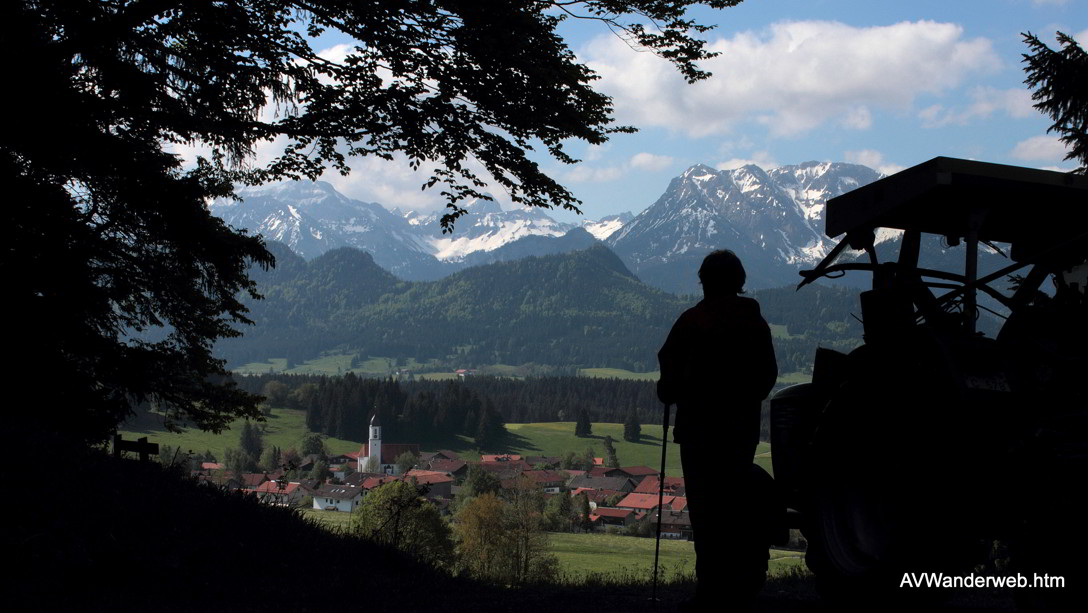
825,156,1088,262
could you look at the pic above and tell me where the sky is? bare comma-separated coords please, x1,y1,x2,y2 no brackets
202,0,1087,225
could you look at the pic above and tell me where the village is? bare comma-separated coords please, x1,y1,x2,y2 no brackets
190,414,692,539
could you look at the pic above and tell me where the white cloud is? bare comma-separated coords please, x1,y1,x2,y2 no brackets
561,151,674,183
584,20,1000,138
562,164,627,183
1031,0,1069,6
919,86,1036,127
844,149,905,176
629,152,674,171
1010,135,1071,161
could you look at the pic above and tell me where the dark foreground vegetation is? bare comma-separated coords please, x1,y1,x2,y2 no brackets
13,429,1024,613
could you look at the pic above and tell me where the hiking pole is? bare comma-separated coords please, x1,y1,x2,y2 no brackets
651,402,672,606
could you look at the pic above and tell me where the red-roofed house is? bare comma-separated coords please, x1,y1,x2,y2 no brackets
403,469,454,499
253,480,304,506
633,476,686,496
589,507,637,531
615,466,659,483
520,470,569,493
427,458,469,481
240,473,270,490
568,487,626,510
616,492,680,513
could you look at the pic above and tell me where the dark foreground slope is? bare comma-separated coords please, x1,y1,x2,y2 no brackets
11,429,1018,613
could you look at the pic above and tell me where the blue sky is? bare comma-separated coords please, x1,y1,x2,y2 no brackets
245,1,1086,224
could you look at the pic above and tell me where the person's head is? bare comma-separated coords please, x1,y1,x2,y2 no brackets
698,249,746,296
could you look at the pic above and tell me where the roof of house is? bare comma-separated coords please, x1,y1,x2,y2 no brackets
653,509,692,529
618,466,659,477
568,487,625,504
201,462,223,471
420,450,460,462
476,460,531,475
240,473,270,488
314,484,363,500
591,507,635,519
253,481,301,495
361,476,400,490
480,454,522,462
567,475,635,492
403,469,454,486
521,470,568,484
427,459,468,474
633,476,686,495
616,492,676,510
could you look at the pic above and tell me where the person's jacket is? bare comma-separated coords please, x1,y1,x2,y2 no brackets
657,294,777,445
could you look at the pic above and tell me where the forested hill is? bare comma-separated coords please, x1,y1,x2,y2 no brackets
220,243,864,374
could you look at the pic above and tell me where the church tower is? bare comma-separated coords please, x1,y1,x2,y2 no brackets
368,413,382,472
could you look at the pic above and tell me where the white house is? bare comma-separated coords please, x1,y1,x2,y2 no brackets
312,483,363,512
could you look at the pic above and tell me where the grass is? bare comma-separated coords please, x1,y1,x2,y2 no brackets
578,368,660,380
502,423,773,477
119,407,363,460
300,508,355,533
122,409,775,479
776,371,812,385
546,532,806,582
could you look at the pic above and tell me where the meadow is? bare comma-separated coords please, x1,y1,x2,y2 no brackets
122,406,773,479
548,532,804,581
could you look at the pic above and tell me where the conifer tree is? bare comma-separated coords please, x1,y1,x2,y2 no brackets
575,408,593,438
624,406,642,442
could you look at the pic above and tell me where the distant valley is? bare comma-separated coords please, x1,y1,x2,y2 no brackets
214,161,1013,374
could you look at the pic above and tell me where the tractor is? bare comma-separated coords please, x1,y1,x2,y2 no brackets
769,157,1088,608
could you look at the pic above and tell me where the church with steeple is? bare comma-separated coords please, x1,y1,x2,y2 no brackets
356,414,420,475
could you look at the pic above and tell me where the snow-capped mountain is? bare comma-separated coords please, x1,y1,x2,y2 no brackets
211,161,887,292
211,181,599,280
401,198,576,261
608,161,883,293
209,181,447,279
582,212,634,241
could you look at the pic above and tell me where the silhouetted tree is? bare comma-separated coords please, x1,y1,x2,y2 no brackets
8,1,743,445
1023,32,1088,173
624,406,642,442
239,421,264,465
575,408,593,438
603,435,620,468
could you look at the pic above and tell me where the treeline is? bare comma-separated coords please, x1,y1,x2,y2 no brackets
238,373,503,448
235,373,662,445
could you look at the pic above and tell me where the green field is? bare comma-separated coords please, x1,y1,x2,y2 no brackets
300,508,355,533
504,422,773,477
121,410,773,478
119,407,365,460
578,368,660,380
548,532,804,581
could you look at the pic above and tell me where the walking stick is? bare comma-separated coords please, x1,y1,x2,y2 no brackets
652,402,671,606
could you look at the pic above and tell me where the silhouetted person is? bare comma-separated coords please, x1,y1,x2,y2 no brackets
657,249,778,610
